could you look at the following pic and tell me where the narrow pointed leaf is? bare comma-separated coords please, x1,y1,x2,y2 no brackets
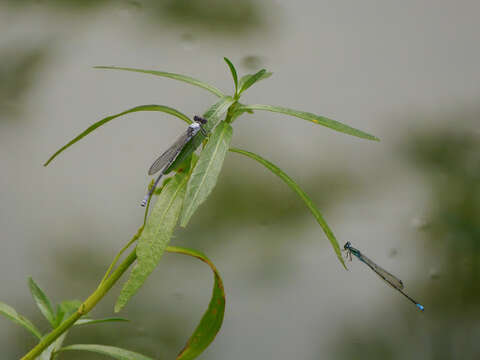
165,96,235,173
238,71,272,92
223,57,238,94
44,104,191,166
238,69,271,94
95,66,224,98
28,277,56,327
58,344,154,360
229,147,346,269
43,105,192,166
115,172,188,312
0,302,42,339
166,246,225,360
241,104,379,141
181,121,233,226
74,317,129,326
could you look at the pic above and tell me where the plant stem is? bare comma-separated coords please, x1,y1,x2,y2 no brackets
99,225,144,285
224,101,237,124
21,250,137,360
100,200,150,285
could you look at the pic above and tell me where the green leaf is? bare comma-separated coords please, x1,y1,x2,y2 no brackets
238,69,272,94
181,121,233,227
74,317,129,326
166,246,225,360
165,96,235,174
0,302,42,339
54,300,82,327
115,171,189,312
58,344,154,360
223,57,238,95
95,66,225,98
28,277,56,327
44,104,191,166
241,104,379,141
229,147,346,269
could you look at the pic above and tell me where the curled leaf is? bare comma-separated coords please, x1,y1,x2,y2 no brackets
166,246,226,360
229,147,346,269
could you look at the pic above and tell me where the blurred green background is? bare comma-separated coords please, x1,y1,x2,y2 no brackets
1,1,479,359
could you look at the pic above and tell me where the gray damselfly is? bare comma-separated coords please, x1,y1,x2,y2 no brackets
140,115,207,207
344,241,424,311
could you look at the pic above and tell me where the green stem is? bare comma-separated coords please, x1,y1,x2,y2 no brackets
224,101,237,124
21,250,137,360
100,198,151,285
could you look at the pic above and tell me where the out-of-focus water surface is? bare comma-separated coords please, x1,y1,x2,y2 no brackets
1,1,479,359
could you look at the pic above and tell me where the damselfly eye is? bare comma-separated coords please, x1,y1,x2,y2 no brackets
193,115,207,124
344,241,351,250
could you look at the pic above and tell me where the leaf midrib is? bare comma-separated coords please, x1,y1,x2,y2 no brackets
141,174,188,257
184,124,229,217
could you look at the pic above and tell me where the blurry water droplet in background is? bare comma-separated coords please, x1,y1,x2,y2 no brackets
241,55,264,70
388,248,398,258
116,0,143,16
410,216,430,230
429,267,440,280
180,33,198,50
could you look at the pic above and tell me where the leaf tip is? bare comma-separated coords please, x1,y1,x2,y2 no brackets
179,216,190,228
113,303,123,313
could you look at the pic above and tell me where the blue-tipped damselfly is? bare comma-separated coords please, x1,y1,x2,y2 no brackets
344,241,424,311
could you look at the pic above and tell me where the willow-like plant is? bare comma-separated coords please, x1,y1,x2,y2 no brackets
2,57,378,360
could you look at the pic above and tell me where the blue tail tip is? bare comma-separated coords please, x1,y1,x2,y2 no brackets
416,304,425,312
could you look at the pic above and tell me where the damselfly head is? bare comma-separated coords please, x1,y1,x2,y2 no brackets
193,115,207,124
344,241,352,250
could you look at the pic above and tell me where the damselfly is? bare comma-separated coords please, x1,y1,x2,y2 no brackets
140,115,207,207
344,241,424,311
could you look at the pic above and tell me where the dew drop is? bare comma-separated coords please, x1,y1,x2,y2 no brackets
429,268,440,280
241,55,263,70
388,248,398,258
410,216,429,230
180,33,198,50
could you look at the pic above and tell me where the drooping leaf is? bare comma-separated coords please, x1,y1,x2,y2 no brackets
115,171,188,312
229,147,346,269
74,317,129,326
181,121,233,226
238,69,272,94
0,302,42,339
95,66,225,98
58,344,154,360
166,246,225,360
240,104,379,141
223,57,238,95
165,96,235,173
27,277,56,327
44,104,191,166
